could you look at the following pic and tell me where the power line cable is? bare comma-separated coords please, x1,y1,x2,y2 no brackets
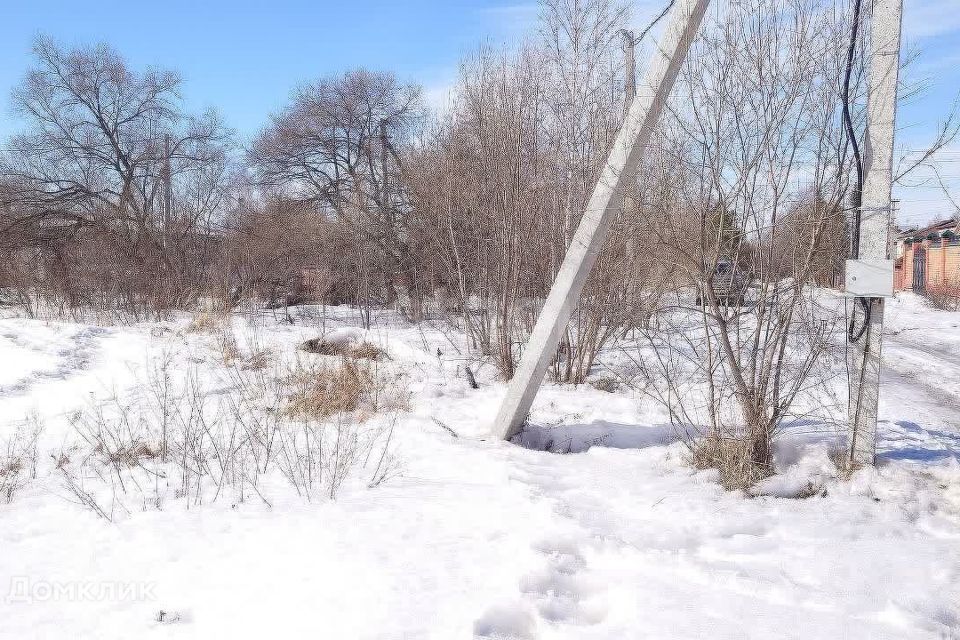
628,0,677,46
841,0,870,344
842,0,864,260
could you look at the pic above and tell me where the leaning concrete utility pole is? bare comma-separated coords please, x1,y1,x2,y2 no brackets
847,0,903,466
619,29,636,115
493,0,710,440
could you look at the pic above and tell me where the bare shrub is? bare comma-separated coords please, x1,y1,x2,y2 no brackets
216,199,332,312
58,464,114,521
56,334,407,515
403,1,673,382
637,0,853,489
248,69,425,321
0,417,42,503
1,37,232,320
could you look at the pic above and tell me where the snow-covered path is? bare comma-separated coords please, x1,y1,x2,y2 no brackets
879,295,960,460
0,295,959,639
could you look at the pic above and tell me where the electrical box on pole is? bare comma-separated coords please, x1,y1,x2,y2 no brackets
845,259,894,297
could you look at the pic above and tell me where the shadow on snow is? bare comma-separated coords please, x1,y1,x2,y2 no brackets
514,420,678,454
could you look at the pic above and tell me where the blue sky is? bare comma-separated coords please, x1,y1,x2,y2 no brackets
0,0,531,139
0,0,957,225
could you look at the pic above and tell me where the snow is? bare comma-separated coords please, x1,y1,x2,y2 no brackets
1,294,959,639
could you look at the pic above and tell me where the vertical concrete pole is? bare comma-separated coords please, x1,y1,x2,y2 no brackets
848,0,903,466
493,0,711,440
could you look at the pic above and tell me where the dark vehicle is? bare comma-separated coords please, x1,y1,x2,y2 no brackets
697,259,749,306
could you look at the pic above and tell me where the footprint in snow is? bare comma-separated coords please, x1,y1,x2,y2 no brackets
473,603,537,639
525,536,608,625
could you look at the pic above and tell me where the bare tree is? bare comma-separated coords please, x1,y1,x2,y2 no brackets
405,2,642,382
249,69,424,322
0,36,232,317
638,0,855,488
405,47,559,376
539,0,643,383
216,196,348,314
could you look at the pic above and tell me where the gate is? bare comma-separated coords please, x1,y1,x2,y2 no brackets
913,245,927,292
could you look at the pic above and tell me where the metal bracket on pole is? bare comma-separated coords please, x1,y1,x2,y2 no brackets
492,0,711,441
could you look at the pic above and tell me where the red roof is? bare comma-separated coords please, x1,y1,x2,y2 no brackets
897,217,958,240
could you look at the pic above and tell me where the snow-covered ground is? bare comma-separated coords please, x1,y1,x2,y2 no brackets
0,294,958,639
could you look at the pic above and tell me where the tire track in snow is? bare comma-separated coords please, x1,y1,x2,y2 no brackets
880,328,960,433
0,326,107,397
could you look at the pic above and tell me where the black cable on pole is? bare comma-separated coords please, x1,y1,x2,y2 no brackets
631,0,677,46
842,0,864,260
841,0,870,344
848,296,871,342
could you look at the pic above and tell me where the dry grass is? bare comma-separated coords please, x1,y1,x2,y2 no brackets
300,337,387,361
216,329,241,365
691,435,772,491
242,348,272,371
285,358,371,419
589,376,620,393
283,357,407,421
185,311,224,333
349,341,388,361
101,440,158,467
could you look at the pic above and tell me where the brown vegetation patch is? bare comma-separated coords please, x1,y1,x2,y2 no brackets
691,436,773,491
242,348,273,371
0,458,23,479
102,441,158,467
285,359,372,419
589,376,620,393
283,357,407,422
349,341,388,361
300,337,387,361
186,312,224,334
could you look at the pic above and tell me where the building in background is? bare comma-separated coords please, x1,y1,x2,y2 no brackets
894,217,960,299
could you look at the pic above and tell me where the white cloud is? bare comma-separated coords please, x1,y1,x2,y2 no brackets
903,0,960,41
908,51,960,77
417,64,460,117
478,3,540,42
423,79,458,116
